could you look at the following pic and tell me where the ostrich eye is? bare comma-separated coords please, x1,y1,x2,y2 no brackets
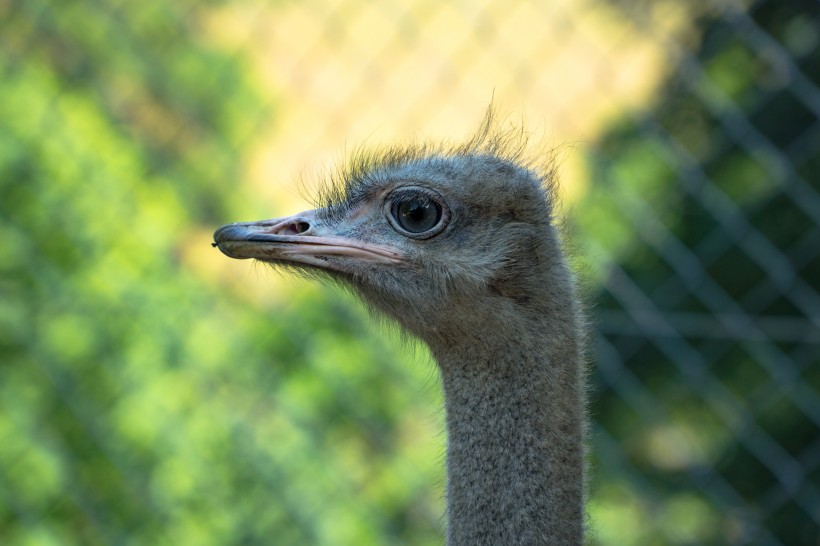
386,187,449,238
393,197,440,233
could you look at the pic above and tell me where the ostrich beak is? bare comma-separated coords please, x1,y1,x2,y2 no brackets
213,210,403,271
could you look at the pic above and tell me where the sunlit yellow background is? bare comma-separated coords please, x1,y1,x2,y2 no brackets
194,0,704,298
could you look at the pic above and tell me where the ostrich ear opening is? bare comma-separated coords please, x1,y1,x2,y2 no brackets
488,224,541,304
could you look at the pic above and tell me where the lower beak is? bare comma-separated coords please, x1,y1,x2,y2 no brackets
213,211,403,270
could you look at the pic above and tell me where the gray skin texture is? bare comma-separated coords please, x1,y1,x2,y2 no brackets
213,124,587,545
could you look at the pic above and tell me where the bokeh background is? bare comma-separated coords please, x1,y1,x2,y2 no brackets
1,0,818,544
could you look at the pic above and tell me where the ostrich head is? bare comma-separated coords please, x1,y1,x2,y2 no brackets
213,122,562,352
213,118,586,545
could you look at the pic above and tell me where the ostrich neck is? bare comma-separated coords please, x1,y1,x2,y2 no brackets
432,305,585,546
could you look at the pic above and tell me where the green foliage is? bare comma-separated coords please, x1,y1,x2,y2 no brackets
0,1,443,545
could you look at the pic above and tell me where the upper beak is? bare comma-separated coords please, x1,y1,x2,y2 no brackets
212,210,403,271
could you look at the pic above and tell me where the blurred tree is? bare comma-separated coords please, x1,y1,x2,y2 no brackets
0,1,443,545
581,0,819,544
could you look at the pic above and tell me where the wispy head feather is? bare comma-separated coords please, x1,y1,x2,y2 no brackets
310,106,560,223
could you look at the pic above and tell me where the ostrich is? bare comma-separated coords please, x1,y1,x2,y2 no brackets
213,116,587,545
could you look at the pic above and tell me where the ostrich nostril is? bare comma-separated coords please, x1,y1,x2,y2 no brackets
272,219,312,236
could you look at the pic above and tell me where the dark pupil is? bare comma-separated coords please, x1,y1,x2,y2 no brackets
395,197,441,233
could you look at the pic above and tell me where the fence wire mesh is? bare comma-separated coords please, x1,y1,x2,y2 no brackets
582,2,819,544
0,0,818,545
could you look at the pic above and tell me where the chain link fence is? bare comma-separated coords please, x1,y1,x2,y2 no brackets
1,0,817,544
581,2,819,543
